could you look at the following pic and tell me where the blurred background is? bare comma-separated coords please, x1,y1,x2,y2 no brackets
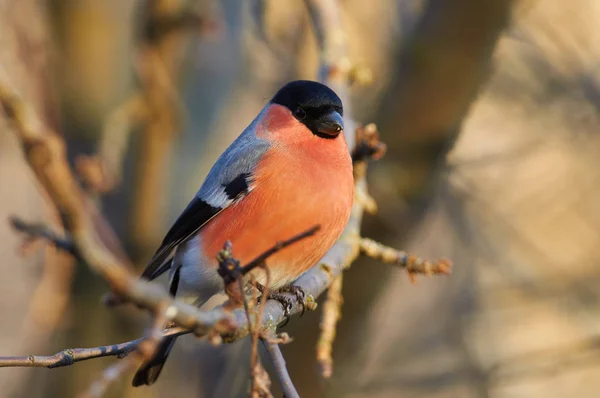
2,0,600,397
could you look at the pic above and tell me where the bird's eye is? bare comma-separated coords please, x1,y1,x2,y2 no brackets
293,107,306,120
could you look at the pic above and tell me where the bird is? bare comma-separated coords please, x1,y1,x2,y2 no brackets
132,80,354,387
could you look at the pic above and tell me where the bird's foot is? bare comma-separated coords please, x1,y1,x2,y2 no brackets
268,285,315,319
275,285,310,316
254,283,313,322
266,291,295,318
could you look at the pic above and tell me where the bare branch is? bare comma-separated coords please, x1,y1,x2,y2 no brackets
351,123,387,163
261,334,300,398
0,341,140,369
0,327,187,369
250,267,271,397
359,238,452,282
316,274,343,379
250,361,273,398
80,305,172,398
304,0,349,86
78,94,147,194
10,217,74,254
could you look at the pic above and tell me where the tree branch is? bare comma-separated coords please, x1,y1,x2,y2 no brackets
81,305,172,398
0,78,238,338
241,225,321,277
0,327,187,369
10,216,75,254
261,335,300,398
359,237,452,282
316,273,343,378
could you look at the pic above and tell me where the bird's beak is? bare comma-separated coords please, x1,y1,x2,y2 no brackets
316,110,344,137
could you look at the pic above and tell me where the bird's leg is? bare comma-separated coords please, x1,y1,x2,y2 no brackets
256,283,310,318
254,282,296,319
275,285,308,316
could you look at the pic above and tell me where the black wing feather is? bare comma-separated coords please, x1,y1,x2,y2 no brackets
139,173,253,281
140,198,221,280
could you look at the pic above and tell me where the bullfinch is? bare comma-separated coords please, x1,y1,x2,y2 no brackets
132,80,354,386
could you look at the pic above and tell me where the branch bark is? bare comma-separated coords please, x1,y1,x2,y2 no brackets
261,336,300,398
316,273,343,378
0,79,237,338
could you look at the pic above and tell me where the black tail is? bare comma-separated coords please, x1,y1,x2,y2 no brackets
132,335,178,387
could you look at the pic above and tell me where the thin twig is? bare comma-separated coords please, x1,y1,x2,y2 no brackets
249,267,271,397
0,327,187,368
13,214,76,351
128,0,196,258
241,225,320,276
81,304,172,398
0,340,142,368
10,217,75,254
77,94,147,194
80,356,137,398
316,273,343,378
261,334,300,398
359,237,452,283
251,361,273,398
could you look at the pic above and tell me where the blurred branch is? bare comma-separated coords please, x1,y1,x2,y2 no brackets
143,2,212,43
304,0,348,82
359,237,452,282
10,216,75,254
128,0,216,259
250,269,271,397
81,305,171,398
0,76,237,337
75,0,218,197
77,94,147,194
488,335,600,387
316,273,343,378
378,0,515,202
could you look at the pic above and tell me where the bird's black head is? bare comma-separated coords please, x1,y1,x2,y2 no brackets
271,80,344,139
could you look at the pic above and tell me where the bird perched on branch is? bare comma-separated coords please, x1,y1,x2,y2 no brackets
132,80,354,386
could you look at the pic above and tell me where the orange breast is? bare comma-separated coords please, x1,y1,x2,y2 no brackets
199,121,353,288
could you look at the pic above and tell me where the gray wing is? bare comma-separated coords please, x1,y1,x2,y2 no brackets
139,118,270,282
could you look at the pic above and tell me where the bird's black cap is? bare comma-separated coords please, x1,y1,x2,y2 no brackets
271,80,344,139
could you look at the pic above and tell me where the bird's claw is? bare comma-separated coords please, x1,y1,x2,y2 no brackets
267,292,294,319
277,285,308,316
256,284,312,326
